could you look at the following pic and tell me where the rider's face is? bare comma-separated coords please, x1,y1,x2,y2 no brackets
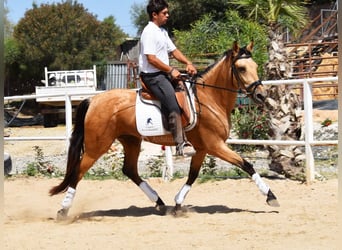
153,8,169,26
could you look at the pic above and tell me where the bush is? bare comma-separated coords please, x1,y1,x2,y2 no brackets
23,146,61,177
231,104,270,152
84,148,127,180
201,155,217,176
145,156,164,178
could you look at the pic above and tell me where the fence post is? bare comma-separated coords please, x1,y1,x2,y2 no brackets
162,146,173,181
65,94,73,151
303,79,315,183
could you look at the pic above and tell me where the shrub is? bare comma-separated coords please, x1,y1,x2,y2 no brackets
23,146,61,177
201,155,217,176
231,104,270,152
145,156,164,178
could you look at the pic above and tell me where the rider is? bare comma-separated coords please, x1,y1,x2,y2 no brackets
139,0,197,156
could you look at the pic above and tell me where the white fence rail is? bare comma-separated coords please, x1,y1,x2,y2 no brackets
4,77,338,182
4,91,103,148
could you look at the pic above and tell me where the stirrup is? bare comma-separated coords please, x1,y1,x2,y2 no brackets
176,141,196,157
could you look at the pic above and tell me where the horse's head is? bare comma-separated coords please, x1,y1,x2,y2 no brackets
230,41,267,104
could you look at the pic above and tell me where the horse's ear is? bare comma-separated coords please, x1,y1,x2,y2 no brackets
232,41,239,55
246,40,254,52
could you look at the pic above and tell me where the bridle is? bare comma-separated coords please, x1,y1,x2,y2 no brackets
192,50,263,96
231,54,263,96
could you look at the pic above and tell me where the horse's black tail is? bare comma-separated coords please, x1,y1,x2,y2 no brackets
49,98,90,196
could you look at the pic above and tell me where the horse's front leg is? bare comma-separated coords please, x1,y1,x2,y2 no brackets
208,142,280,207
242,159,280,207
173,151,207,214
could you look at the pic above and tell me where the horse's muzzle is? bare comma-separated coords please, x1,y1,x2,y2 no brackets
254,90,267,104
247,80,266,104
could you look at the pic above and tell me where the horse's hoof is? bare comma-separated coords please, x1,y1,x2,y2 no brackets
155,197,167,215
155,204,167,215
171,204,183,217
267,198,280,207
266,190,280,207
56,208,69,221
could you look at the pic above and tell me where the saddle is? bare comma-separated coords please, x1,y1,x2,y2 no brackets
139,78,191,127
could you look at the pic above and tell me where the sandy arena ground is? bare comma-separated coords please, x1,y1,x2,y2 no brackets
4,177,338,249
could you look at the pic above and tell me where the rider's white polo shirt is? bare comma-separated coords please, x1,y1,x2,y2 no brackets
139,21,176,74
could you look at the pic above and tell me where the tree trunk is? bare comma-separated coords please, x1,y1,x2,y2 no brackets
264,25,292,80
264,25,306,181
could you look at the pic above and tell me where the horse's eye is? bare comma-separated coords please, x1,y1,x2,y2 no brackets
238,67,246,73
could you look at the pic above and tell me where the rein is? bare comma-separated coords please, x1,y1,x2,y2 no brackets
193,78,246,94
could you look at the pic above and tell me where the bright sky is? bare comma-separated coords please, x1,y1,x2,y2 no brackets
5,0,147,37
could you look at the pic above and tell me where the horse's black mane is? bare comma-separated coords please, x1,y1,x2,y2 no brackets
199,46,252,76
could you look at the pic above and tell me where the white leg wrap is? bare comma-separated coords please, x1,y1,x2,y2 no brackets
61,187,76,209
252,173,270,195
139,181,158,202
175,184,191,204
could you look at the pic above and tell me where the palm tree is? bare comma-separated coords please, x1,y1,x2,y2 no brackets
229,0,309,180
230,0,308,78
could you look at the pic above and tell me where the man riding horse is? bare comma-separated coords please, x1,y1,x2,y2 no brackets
139,0,196,156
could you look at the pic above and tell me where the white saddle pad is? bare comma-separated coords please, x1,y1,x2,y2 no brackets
135,81,197,137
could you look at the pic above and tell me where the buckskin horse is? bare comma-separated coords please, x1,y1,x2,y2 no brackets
50,41,279,220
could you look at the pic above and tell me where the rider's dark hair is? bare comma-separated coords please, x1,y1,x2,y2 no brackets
146,0,169,20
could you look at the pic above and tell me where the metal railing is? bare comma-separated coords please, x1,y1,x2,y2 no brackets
4,77,338,182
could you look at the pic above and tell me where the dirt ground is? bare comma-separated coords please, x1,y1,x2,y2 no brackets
4,177,338,249
3,109,339,249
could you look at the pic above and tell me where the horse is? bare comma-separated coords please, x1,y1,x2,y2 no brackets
49,41,279,220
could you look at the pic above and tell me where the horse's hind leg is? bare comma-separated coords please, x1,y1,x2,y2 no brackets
57,132,114,220
119,136,166,213
57,153,103,220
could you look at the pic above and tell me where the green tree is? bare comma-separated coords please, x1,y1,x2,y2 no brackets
131,0,231,35
229,0,308,79
168,0,230,31
4,0,20,95
130,1,148,36
9,1,127,94
4,0,14,38
4,38,21,96
174,10,268,75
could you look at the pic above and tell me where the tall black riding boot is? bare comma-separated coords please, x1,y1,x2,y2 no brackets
168,112,196,157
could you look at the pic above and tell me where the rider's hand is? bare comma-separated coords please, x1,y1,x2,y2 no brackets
170,68,181,79
186,63,197,76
